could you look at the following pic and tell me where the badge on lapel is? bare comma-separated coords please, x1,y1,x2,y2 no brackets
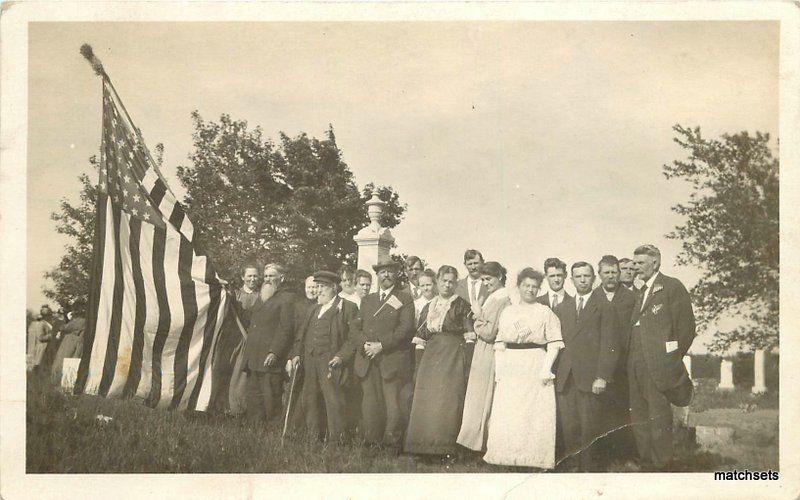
387,295,403,310
651,303,663,315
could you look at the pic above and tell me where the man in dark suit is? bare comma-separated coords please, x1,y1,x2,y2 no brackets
402,255,425,300
288,271,358,441
554,261,619,472
455,249,487,373
593,255,637,464
629,244,696,470
242,263,297,423
537,257,571,309
348,257,415,447
619,258,636,291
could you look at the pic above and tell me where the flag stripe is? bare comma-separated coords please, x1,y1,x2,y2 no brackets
187,268,224,410
74,194,108,394
177,255,210,410
156,229,185,407
170,235,197,409
98,204,125,396
122,217,147,398
135,222,159,399
146,225,170,407
84,200,118,394
105,210,141,398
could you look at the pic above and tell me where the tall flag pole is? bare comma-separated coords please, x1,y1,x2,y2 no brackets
74,44,228,411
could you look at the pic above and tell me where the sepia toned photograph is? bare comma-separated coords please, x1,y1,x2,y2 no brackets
2,2,797,498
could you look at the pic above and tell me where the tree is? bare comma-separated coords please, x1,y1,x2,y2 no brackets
176,112,406,285
663,125,778,353
43,157,100,310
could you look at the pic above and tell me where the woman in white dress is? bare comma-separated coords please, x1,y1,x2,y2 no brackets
483,267,564,469
457,261,511,452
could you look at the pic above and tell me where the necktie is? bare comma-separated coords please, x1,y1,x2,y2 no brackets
577,296,584,315
640,284,648,311
551,294,558,310
470,280,476,304
380,291,386,302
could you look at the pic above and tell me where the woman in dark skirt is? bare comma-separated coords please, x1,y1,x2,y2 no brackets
404,265,472,456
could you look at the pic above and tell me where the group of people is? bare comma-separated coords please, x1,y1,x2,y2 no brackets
26,302,87,384
211,243,697,472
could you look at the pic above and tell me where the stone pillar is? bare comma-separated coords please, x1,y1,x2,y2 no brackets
353,192,395,293
718,358,735,391
752,349,768,394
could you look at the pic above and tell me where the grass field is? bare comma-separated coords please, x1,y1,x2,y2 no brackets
26,373,776,473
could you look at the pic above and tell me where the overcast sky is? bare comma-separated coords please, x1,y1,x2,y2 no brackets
27,22,778,350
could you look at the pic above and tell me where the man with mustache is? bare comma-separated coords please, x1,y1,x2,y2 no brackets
242,263,297,423
348,257,415,448
592,255,637,465
628,244,696,470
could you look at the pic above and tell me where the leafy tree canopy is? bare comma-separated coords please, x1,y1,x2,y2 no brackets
664,125,778,353
176,112,406,285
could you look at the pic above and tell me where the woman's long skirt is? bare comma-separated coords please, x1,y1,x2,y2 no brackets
404,333,467,455
456,338,495,451
483,347,557,468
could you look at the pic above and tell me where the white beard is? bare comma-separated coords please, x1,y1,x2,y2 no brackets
260,282,277,302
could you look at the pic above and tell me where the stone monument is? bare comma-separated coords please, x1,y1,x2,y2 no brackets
353,191,395,292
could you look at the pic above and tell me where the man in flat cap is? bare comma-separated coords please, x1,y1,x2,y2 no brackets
288,271,358,441
348,257,415,448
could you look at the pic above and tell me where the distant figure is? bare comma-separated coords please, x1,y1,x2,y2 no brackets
338,265,361,307
458,261,511,453
354,269,373,301
618,258,636,291
537,258,571,310
51,301,87,385
39,304,63,374
455,249,487,373
28,305,55,373
592,255,637,464
27,308,52,372
289,271,359,441
629,244,696,470
348,257,415,448
403,255,425,300
405,265,471,457
554,262,619,472
242,263,297,423
483,268,563,469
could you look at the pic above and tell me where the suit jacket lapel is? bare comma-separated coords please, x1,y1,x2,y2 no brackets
641,273,664,316
560,296,578,340
575,293,597,333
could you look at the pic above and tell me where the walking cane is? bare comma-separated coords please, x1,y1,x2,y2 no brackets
281,362,300,444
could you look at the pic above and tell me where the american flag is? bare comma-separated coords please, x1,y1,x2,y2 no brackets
74,79,228,411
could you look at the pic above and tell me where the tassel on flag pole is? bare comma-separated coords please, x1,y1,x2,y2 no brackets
80,44,106,77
